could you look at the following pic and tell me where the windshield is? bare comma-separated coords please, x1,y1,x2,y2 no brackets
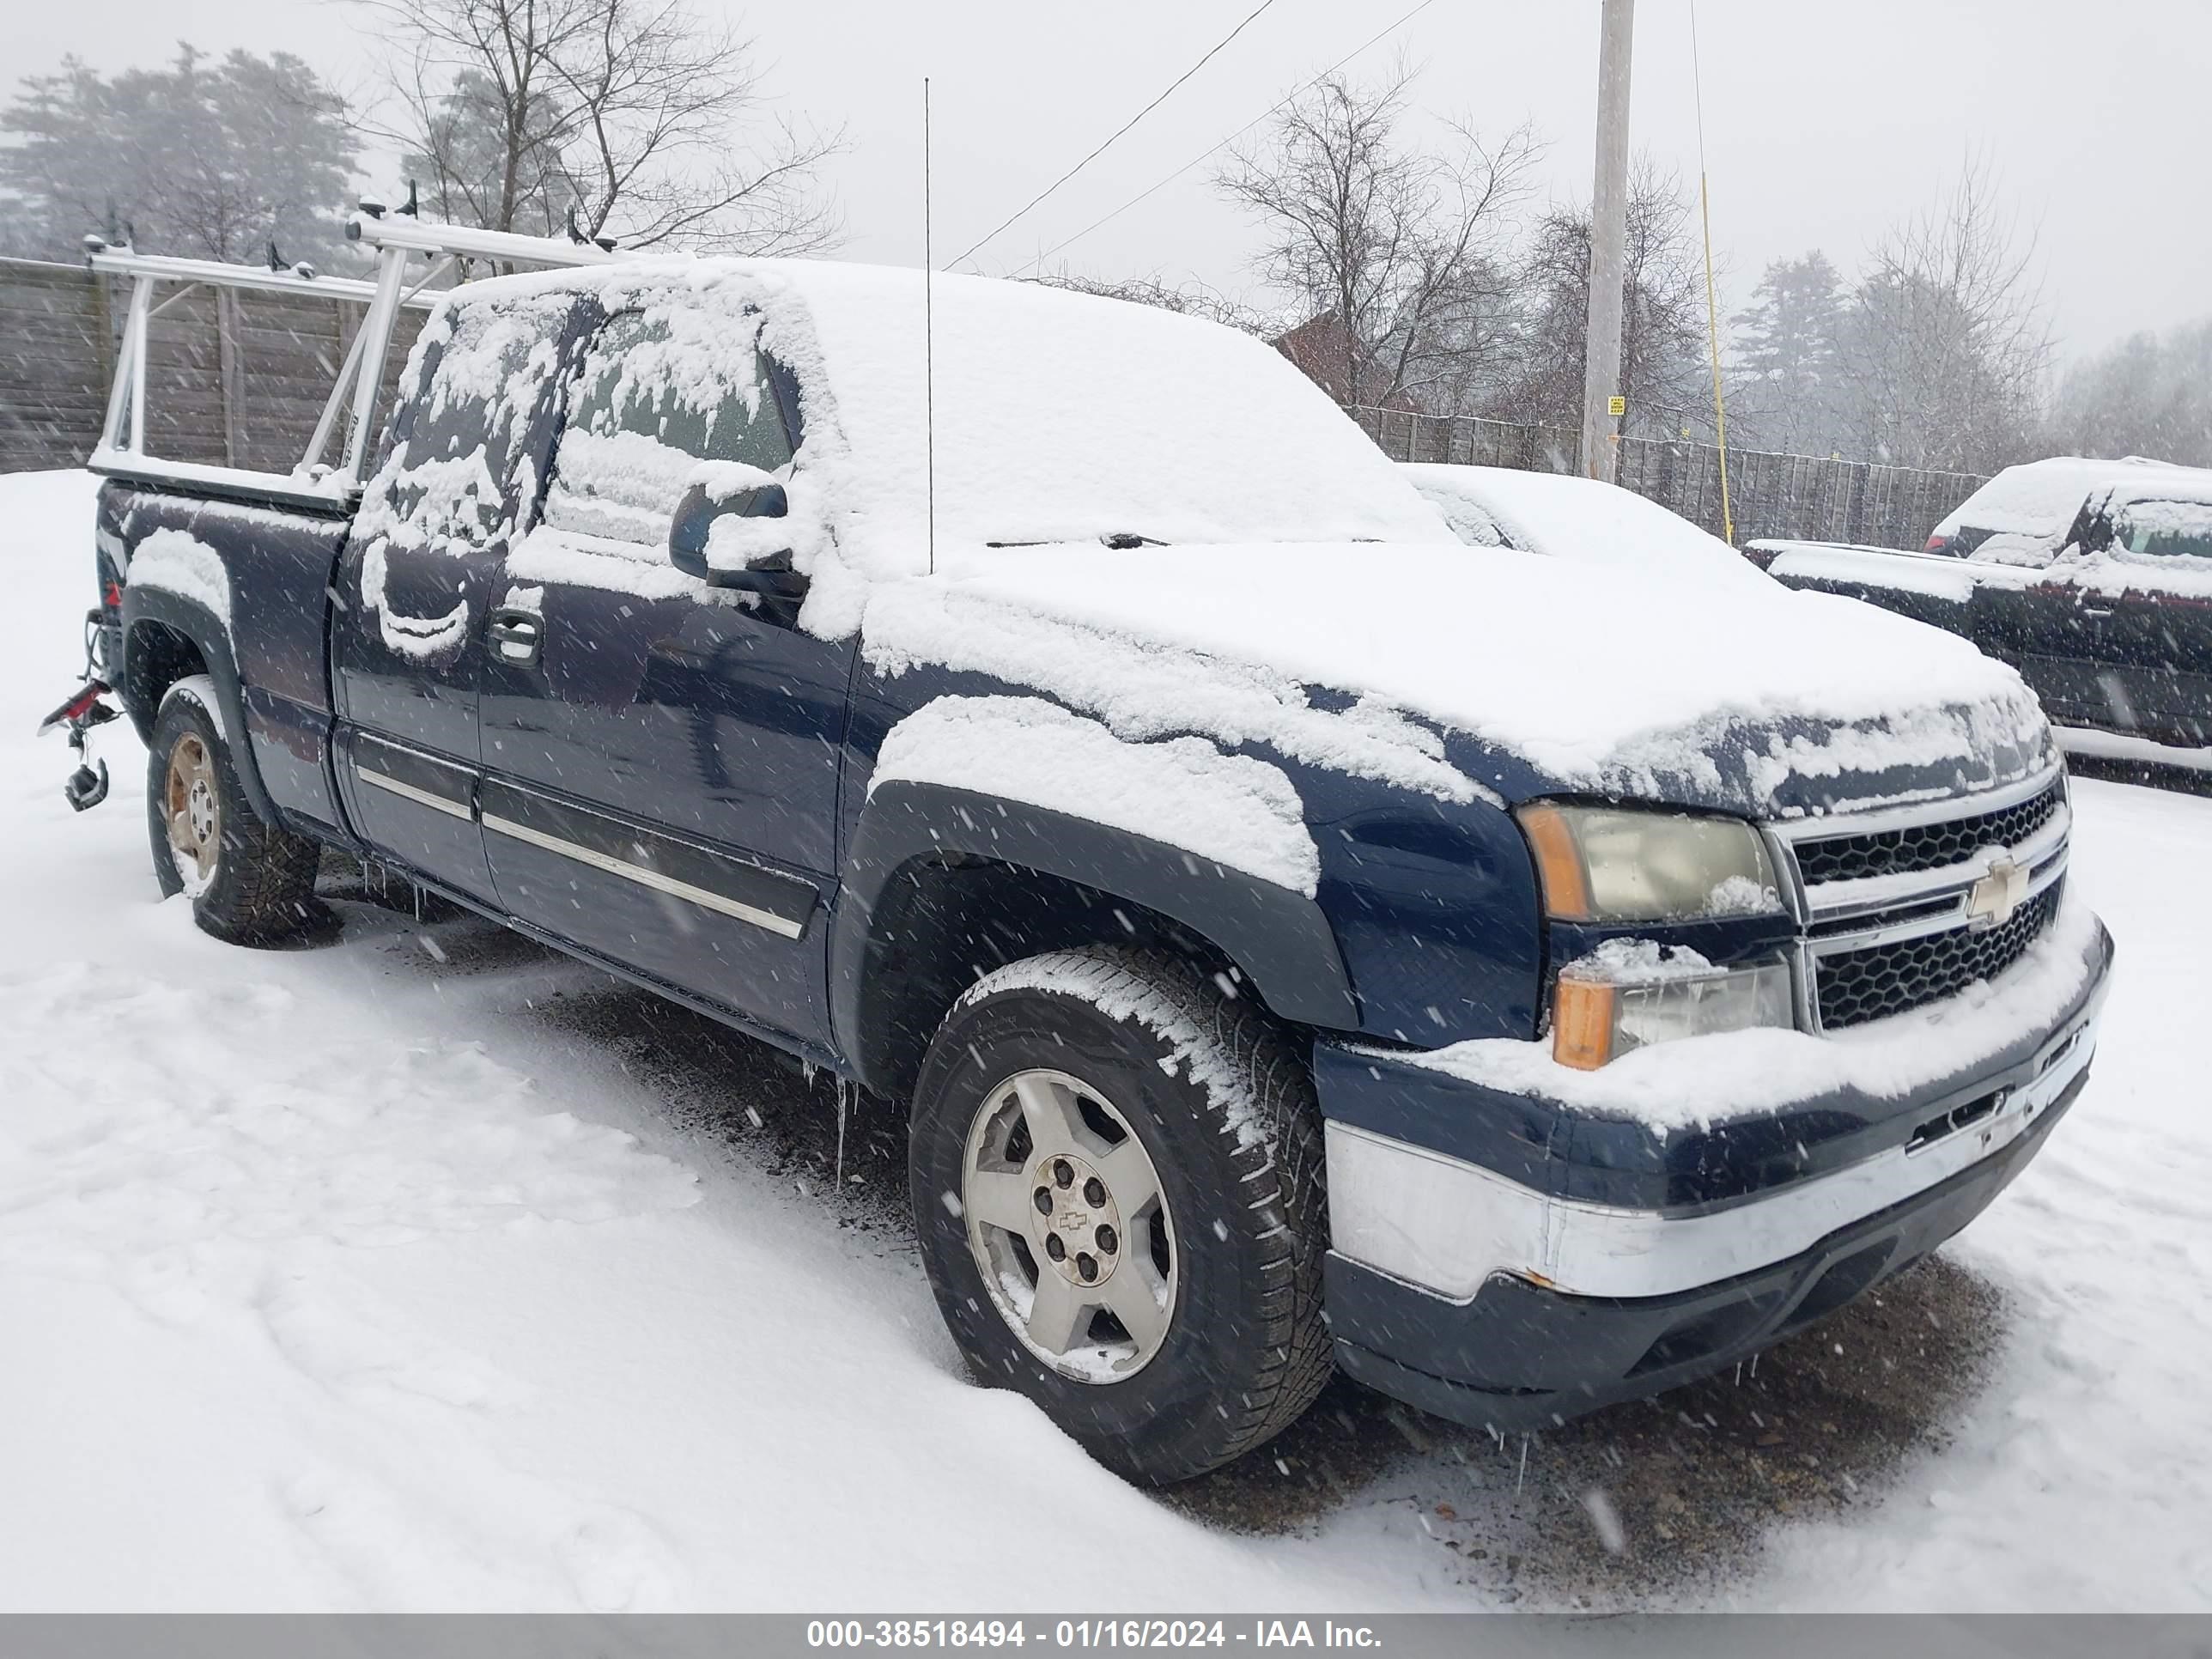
778,263,1458,567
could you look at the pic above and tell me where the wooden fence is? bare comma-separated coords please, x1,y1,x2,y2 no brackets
0,259,114,472
1353,405,1988,551
0,256,422,477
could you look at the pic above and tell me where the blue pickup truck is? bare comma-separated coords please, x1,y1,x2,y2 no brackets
62,238,2113,1483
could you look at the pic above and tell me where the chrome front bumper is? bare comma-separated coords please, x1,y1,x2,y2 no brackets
1326,982,2100,1304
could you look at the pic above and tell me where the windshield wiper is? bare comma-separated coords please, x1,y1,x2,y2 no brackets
980,532,1170,550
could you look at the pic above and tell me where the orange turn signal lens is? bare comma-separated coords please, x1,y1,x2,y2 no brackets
1552,975,1618,1071
1517,802,1594,921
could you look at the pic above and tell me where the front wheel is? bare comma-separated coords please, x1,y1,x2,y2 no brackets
146,677,322,943
909,947,1331,1484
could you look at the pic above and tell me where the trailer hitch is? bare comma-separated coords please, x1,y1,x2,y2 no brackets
39,677,119,812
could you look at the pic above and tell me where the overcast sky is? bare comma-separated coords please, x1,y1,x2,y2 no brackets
9,0,2203,362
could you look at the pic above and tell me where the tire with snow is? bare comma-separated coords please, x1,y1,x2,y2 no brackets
146,676,322,944
909,945,1331,1484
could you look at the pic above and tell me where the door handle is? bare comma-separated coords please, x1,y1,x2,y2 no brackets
2080,605,2115,619
488,606,544,667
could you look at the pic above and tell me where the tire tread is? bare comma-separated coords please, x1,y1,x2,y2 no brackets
930,946,1332,1480
148,684,322,943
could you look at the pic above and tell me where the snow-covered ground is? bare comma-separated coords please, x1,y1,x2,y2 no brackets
2,468,2207,1612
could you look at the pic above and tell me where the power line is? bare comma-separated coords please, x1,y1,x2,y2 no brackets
947,0,1285,271
1015,0,1441,278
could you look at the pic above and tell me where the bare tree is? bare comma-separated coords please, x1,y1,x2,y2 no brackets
351,0,843,252
2047,319,2212,468
403,67,578,243
1214,66,1541,412
1492,159,1709,438
1835,159,2049,472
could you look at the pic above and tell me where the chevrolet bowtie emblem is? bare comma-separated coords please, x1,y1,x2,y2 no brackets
1966,857,2028,930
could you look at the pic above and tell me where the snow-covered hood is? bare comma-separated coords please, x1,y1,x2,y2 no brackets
861,541,2054,822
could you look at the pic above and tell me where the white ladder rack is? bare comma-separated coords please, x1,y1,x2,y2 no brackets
87,210,628,508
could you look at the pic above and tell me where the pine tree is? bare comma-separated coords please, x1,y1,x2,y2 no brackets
0,46,359,264
1731,252,1846,454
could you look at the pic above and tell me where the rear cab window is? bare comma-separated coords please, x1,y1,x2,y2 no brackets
368,295,578,551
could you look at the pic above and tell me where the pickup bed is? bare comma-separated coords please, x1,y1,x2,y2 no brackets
67,237,2114,1483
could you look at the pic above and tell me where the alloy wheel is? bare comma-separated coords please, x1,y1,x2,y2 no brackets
164,732,221,896
960,1068,1177,1382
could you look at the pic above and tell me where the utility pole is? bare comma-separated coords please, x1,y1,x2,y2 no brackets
1580,0,1635,483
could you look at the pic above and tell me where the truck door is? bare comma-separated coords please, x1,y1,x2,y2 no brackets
331,293,580,901
477,306,853,1046
2090,498,2212,746
1967,537,2112,732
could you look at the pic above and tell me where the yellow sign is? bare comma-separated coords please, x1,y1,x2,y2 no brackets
1607,395,1626,417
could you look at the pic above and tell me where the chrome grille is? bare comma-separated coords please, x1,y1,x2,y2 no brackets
1814,882,2063,1030
1775,768,2072,1032
1793,778,2065,884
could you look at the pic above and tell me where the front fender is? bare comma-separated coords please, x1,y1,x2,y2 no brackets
832,781,1359,1091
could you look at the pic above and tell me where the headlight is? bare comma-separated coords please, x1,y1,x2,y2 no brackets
1553,946,1794,1070
1516,802,1781,922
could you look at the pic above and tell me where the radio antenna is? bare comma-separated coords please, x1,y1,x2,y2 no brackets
924,76,936,578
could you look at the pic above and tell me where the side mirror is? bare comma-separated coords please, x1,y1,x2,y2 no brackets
668,480,807,599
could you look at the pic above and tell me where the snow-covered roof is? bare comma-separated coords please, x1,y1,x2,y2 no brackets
1935,455,2212,542
2106,473,2212,509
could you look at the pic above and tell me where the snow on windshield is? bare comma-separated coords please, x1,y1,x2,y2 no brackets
790,263,1454,561
1401,463,1767,586
1398,465,1507,548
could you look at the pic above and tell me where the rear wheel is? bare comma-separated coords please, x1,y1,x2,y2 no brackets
146,677,322,943
909,946,1330,1484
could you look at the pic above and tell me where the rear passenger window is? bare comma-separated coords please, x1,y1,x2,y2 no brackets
371,296,572,550
543,310,795,550
2112,500,2212,563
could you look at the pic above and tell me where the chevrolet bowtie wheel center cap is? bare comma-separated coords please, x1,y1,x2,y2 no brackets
1029,1152,1121,1286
